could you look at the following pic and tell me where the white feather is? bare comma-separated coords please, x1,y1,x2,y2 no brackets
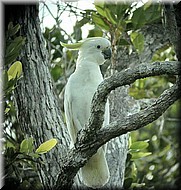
64,37,111,188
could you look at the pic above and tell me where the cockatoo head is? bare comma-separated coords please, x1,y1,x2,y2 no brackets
61,37,112,65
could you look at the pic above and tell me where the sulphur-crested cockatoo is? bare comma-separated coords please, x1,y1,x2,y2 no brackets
62,37,111,188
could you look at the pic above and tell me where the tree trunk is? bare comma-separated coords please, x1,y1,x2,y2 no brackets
5,4,70,190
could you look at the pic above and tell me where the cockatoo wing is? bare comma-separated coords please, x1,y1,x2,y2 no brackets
64,72,92,143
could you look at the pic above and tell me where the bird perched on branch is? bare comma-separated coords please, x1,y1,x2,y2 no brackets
62,37,111,188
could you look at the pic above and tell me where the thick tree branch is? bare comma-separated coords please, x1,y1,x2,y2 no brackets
55,61,181,189
96,79,181,145
78,61,180,142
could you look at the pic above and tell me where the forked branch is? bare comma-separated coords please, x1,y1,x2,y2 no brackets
55,61,181,189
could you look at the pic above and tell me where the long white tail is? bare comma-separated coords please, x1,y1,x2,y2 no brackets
80,147,110,188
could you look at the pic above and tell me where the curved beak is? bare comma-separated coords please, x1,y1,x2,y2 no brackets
102,48,112,59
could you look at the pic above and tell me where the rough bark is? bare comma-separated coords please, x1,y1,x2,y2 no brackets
163,2,181,181
112,23,170,73
105,86,141,189
5,5,70,190
164,2,181,61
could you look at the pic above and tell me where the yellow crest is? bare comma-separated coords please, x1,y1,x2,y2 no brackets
60,37,106,50
60,41,83,50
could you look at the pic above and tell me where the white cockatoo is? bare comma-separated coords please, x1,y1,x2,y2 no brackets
62,37,111,188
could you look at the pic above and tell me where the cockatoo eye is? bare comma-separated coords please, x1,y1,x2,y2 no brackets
97,45,101,49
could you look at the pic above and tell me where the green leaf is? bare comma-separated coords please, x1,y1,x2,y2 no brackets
4,107,10,114
105,8,117,25
6,147,16,158
35,139,57,154
119,38,130,46
4,101,16,116
143,0,152,10
73,22,82,41
88,27,103,37
51,65,63,82
123,178,133,189
20,138,34,154
76,17,89,28
3,70,8,90
132,6,146,29
115,4,130,20
7,23,21,37
4,78,17,95
95,5,117,25
29,153,40,159
131,4,161,29
95,5,106,17
6,36,25,55
6,140,16,149
131,183,146,188
94,0,104,8
130,141,149,150
8,22,14,31
130,32,144,53
7,61,22,80
5,36,25,65
131,152,152,160
144,4,161,23
91,12,110,31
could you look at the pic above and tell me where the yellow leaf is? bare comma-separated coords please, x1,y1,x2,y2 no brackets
7,61,22,80
4,108,10,114
35,139,57,154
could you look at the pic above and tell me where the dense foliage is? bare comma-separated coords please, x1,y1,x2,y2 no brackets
3,1,180,189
